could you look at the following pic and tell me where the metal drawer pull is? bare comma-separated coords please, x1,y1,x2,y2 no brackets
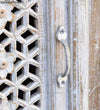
56,26,71,88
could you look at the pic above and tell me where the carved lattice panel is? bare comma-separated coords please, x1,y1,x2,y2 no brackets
0,0,43,110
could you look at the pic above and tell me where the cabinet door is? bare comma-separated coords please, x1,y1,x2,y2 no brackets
1,0,98,110
0,1,46,110
45,0,100,110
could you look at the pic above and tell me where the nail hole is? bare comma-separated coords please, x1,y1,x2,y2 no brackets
60,30,64,34
61,81,65,85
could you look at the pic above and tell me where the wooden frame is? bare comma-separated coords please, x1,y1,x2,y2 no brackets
69,0,89,110
39,0,100,109
44,0,94,110
44,0,70,110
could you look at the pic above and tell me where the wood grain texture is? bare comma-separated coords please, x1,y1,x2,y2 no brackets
70,0,89,110
39,0,100,110
89,0,100,110
54,0,69,110
43,0,56,110
70,0,100,110
38,0,47,110
44,0,100,109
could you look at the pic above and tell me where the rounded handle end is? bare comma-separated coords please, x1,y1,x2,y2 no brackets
58,75,67,88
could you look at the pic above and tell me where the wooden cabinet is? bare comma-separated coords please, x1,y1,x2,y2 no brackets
0,0,99,110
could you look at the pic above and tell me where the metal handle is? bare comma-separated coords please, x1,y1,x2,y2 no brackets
56,26,71,88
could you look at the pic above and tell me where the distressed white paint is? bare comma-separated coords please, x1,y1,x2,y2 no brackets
0,0,45,110
0,4,14,29
0,0,98,110
0,45,15,79
70,0,89,110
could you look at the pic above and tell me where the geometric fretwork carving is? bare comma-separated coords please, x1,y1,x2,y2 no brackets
0,0,41,110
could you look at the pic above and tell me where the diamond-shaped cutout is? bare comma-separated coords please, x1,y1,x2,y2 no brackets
29,64,39,76
14,57,22,65
21,30,33,39
0,83,10,92
0,33,9,43
7,92,13,101
5,43,11,52
31,3,38,13
16,0,22,3
33,100,41,107
6,73,12,81
18,89,26,101
16,41,23,53
28,40,38,51
11,7,19,14
33,55,39,62
17,105,24,110
22,78,34,87
17,67,24,78
30,87,40,97
17,17,23,29
5,22,12,32
29,15,38,29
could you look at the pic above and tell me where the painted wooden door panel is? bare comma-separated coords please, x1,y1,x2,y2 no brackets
69,0,100,110
46,0,100,110
0,0,99,110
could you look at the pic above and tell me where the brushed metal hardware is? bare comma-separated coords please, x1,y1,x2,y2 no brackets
56,26,71,88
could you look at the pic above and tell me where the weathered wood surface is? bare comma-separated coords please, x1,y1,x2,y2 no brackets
54,0,68,110
70,0,100,110
43,0,56,110
43,0,100,109
1,0,99,110
44,0,69,109
70,0,89,110
89,0,100,110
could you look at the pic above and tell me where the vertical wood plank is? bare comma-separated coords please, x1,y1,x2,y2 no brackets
43,0,56,110
45,0,70,109
54,0,69,110
89,0,100,110
44,0,100,109
38,0,47,110
68,0,74,110
70,0,89,110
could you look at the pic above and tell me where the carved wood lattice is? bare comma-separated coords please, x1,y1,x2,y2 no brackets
0,0,41,110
